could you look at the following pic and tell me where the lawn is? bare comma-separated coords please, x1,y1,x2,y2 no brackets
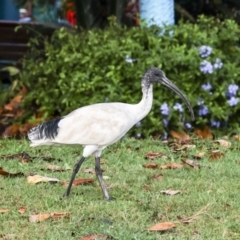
0,136,240,240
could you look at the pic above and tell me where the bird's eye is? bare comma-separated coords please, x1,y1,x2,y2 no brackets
155,73,160,76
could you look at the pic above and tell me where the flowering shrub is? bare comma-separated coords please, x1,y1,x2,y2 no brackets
19,16,240,137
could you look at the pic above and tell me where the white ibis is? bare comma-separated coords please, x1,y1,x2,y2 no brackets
28,67,194,200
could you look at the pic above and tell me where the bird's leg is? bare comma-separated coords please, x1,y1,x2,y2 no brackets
63,156,86,197
95,156,111,201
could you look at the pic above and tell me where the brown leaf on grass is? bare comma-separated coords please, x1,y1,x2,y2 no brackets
4,94,23,112
142,163,158,169
79,234,111,240
1,152,32,163
177,215,197,223
27,174,60,184
83,168,96,174
209,150,225,160
158,163,183,169
193,152,205,160
0,167,24,177
145,151,165,159
214,139,231,148
182,159,200,170
0,209,11,214
151,174,164,180
161,189,180,195
45,164,70,172
194,126,213,139
18,207,26,214
51,212,71,219
62,178,94,187
233,135,240,141
170,130,190,140
149,222,176,231
174,144,196,151
29,212,70,223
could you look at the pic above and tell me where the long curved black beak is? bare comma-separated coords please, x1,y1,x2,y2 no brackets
161,76,195,121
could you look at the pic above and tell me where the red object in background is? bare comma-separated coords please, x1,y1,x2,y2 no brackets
125,0,140,26
66,2,76,25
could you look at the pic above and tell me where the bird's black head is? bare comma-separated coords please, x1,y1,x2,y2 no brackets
145,67,195,121
146,67,166,84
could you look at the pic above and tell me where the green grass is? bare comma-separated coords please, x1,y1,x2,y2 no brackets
0,137,240,240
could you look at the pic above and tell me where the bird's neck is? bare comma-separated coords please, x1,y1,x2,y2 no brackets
135,79,153,120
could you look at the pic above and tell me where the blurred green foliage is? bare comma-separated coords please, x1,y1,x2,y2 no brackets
19,16,240,137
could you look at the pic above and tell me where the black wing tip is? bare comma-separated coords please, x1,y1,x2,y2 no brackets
28,117,62,141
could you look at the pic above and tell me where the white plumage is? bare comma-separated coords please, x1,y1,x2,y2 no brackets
28,67,194,200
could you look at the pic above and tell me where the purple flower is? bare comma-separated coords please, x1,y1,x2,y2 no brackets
160,103,170,116
227,96,239,106
136,133,141,138
161,133,168,140
200,60,213,74
197,97,204,105
135,121,141,127
201,82,212,91
210,120,221,128
185,122,192,129
213,58,223,69
198,106,209,116
199,46,212,58
162,118,168,128
173,103,183,112
125,55,136,63
226,84,239,97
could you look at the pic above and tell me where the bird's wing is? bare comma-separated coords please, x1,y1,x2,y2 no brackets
54,103,137,146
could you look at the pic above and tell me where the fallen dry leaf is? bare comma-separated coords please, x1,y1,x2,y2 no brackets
18,207,26,214
1,152,31,163
161,189,180,196
29,212,71,223
0,167,24,177
175,144,196,151
79,234,111,240
194,126,213,139
209,150,225,160
145,151,165,159
62,178,94,186
149,222,176,231
151,174,164,180
158,163,183,169
142,163,158,169
233,135,240,141
214,139,231,148
0,209,11,214
182,159,200,170
46,164,70,172
83,168,96,174
27,174,60,184
193,152,205,159
29,213,51,222
170,130,190,141
177,215,197,223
